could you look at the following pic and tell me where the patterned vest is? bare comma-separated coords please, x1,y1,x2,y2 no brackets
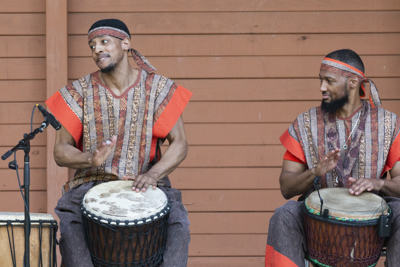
57,70,180,193
287,100,400,188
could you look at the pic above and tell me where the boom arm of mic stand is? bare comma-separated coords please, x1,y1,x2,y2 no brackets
1,122,46,161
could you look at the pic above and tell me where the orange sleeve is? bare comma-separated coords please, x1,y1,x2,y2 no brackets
279,129,306,164
283,150,304,164
153,85,193,138
380,133,400,177
45,91,83,150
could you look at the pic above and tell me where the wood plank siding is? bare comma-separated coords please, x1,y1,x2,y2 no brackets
1,1,399,266
0,0,47,215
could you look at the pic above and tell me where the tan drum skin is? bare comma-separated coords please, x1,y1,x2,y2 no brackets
306,188,389,220
82,180,168,223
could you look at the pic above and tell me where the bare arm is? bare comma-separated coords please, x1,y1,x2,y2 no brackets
123,116,188,192
279,160,315,200
53,125,117,169
279,148,341,199
349,161,400,197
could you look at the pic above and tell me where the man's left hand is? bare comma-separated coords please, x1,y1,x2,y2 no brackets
123,172,158,193
348,177,384,195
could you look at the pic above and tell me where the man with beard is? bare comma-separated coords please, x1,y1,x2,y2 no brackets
45,19,192,267
264,49,400,266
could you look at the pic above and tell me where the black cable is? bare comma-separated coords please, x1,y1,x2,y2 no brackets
14,151,29,214
30,105,36,132
313,176,324,215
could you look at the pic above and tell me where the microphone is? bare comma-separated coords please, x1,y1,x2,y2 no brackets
1,150,12,161
36,104,61,130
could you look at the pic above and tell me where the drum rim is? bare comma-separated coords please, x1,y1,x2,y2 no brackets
0,219,58,227
302,201,389,226
80,198,171,226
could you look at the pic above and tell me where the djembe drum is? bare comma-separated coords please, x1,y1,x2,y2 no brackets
0,212,58,267
81,180,170,267
303,188,389,267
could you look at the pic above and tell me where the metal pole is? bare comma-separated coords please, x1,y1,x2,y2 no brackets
24,145,31,267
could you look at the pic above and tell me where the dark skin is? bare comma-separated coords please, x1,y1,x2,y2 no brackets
122,116,188,193
280,69,400,199
54,35,188,193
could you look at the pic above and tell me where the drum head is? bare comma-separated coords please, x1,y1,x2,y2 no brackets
82,180,168,222
306,188,388,220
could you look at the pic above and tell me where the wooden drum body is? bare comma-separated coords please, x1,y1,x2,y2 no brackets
81,181,170,267
303,188,389,267
0,212,57,267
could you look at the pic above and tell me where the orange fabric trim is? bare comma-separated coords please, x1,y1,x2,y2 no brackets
323,57,365,77
265,245,298,267
153,85,193,138
280,129,306,164
45,91,83,150
381,134,400,177
284,150,304,164
149,137,158,162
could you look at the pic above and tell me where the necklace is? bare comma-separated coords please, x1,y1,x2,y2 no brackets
340,111,361,150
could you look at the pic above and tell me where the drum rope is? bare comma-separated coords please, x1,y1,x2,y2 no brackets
0,219,58,267
50,221,58,267
82,200,170,266
38,221,43,267
6,222,17,267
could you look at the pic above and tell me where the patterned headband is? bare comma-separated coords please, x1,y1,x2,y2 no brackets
88,26,157,74
321,57,381,108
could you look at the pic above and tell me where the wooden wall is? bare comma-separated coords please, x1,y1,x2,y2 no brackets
0,0,48,212
1,1,400,266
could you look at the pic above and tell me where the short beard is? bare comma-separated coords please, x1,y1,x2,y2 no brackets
321,94,349,113
100,63,115,73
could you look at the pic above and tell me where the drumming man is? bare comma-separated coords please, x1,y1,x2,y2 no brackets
265,49,400,266
45,19,192,267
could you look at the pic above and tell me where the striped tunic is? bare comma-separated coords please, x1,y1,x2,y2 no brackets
46,70,192,193
280,100,400,188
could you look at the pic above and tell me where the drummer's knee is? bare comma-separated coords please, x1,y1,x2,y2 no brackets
271,201,303,227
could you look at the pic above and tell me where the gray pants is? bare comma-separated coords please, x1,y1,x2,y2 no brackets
55,181,190,267
267,197,400,267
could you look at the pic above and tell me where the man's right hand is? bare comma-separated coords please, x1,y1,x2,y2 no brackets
91,135,118,167
311,148,341,177
54,125,118,169
279,148,341,199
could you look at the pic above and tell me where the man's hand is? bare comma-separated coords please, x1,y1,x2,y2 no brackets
54,125,119,169
279,148,340,199
311,148,341,177
91,135,118,167
348,177,384,195
123,172,157,193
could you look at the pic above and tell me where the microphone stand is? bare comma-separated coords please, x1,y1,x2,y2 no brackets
1,120,50,267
